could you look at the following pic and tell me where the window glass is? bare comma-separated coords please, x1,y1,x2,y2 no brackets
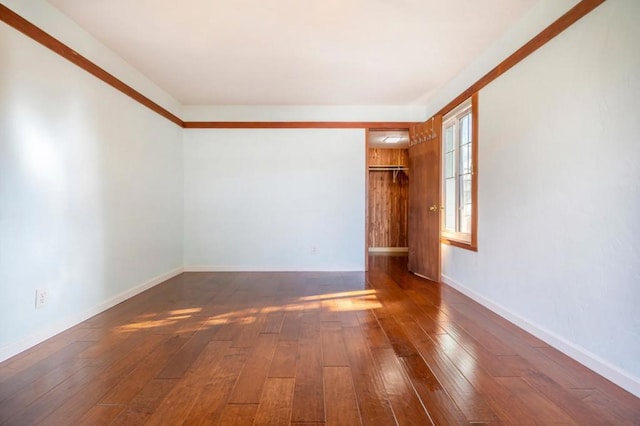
445,178,456,231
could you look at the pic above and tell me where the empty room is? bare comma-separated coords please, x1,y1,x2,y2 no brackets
0,0,639,424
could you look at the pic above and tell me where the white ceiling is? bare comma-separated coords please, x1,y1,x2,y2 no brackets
47,0,539,106
368,130,410,149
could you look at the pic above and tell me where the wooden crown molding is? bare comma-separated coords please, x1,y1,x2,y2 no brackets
0,4,184,127
0,4,412,130
1,1,606,129
437,0,606,116
184,121,413,129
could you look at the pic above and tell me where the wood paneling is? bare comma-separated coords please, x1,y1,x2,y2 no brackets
0,259,638,424
368,149,409,249
368,148,409,166
408,117,442,280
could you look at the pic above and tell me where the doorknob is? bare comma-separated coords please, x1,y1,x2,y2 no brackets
429,205,439,212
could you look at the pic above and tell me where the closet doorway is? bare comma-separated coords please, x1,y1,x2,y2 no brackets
366,129,410,258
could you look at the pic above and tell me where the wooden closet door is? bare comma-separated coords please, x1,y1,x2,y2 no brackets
408,118,442,281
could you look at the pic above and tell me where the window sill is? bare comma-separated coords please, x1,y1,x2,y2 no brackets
441,237,478,252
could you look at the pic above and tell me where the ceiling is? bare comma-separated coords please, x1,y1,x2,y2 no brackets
47,0,540,106
368,130,409,149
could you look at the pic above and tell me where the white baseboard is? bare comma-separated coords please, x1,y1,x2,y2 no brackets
441,274,640,398
0,266,184,364
184,265,365,272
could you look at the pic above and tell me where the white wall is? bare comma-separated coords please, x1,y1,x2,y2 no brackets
4,0,637,399
183,129,365,271
441,0,640,395
183,105,427,122
0,23,184,361
422,0,579,116
1,0,182,117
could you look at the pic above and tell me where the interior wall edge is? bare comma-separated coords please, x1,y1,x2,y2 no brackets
441,274,640,398
0,267,184,364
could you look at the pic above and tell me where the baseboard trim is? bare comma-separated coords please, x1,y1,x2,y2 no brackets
184,265,365,272
441,274,640,398
0,266,184,363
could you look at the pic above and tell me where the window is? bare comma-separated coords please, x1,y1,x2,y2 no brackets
441,94,478,250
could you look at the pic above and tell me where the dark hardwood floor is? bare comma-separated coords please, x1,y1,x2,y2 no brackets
0,256,638,425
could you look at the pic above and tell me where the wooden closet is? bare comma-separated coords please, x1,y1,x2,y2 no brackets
367,142,409,253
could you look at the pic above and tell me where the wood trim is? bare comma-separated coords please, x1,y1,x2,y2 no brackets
365,129,370,272
470,92,479,250
437,0,606,116
438,93,478,253
0,4,184,127
408,117,442,281
1,4,410,131
1,0,605,130
434,0,607,251
441,237,478,252
183,121,414,129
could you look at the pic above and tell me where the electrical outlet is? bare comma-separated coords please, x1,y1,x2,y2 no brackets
35,288,48,309
311,246,318,254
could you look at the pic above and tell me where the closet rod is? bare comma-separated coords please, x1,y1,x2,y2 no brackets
368,167,409,171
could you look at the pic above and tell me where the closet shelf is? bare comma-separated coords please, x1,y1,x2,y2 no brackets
368,165,408,171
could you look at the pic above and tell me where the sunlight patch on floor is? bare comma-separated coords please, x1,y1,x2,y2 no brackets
116,288,382,332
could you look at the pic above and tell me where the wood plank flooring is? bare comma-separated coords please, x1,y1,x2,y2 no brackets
0,256,638,425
